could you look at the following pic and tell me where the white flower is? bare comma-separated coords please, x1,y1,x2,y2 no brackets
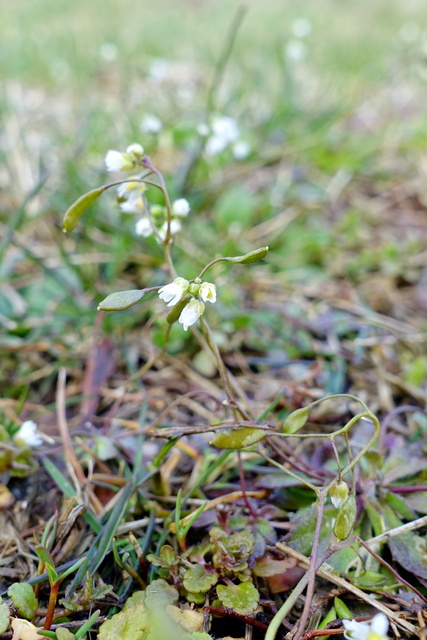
126,143,144,158
120,195,145,214
233,140,250,160
135,217,154,237
14,420,43,447
158,219,182,240
343,614,389,640
117,179,146,200
105,150,135,172
205,116,239,156
172,198,190,217
199,282,216,304
140,114,163,134
158,277,190,306
291,18,312,38
179,298,205,331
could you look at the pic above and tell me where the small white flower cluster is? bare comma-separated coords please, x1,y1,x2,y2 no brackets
105,144,144,172
117,179,147,214
158,277,216,330
14,420,43,447
135,198,190,241
199,116,250,159
343,613,389,640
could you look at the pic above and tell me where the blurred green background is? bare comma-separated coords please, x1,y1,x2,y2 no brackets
2,0,427,401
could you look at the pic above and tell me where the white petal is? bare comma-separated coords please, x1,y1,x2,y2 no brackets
120,196,144,214
158,278,189,306
105,150,134,172
343,620,369,640
179,298,205,330
370,614,389,637
199,282,216,304
140,114,163,134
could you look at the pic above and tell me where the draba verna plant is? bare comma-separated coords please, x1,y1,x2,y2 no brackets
62,143,403,640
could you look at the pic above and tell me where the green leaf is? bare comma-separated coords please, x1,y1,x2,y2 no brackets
216,582,259,615
7,582,38,620
56,629,76,640
228,246,269,264
0,597,10,635
35,546,59,584
97,290,145,311
63,187,106,232
282,406,310,434
98,604,148,640
209,427,267,449
333,597,353,619
183,565,218,593
144,579,178,609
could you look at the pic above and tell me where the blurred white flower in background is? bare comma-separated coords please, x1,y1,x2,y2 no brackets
158,219,182,240
135,217,153,237
99,42,118,62
140,114,163,134
205,116,239,156
233,140,250,160
343,614,389,640
14,420,43,447
172,198,190,217
285,39,307,61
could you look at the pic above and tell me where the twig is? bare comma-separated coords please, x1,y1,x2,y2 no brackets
275,543,418,636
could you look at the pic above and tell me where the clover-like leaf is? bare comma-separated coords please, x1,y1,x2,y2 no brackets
216,582,259,615
144,579,178,610
183,565,218,594
281,406,310,434
97,290,145,311
0,597,10,635
98,603,148,640
147,545,178,569
8,583,38,620
210,427,266,449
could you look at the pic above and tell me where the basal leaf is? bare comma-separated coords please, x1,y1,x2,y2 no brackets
7,582,38,620
216,582,259,616
183,565,218,593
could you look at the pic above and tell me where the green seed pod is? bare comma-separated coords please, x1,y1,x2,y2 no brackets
166,295,191,324
333,495,357,541
63,186,106,232
228,246,269,264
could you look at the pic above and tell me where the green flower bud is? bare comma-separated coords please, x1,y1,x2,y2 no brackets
330,481,349,509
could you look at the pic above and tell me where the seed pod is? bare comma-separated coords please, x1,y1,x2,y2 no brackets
166,295,191,324
333,495,356,541
63,186,106,232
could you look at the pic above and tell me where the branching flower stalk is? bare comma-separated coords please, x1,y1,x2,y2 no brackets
264,396,380,640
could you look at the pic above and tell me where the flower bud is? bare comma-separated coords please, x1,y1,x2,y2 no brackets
330,481,349,509
126,143,144,158
333,495,356,541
